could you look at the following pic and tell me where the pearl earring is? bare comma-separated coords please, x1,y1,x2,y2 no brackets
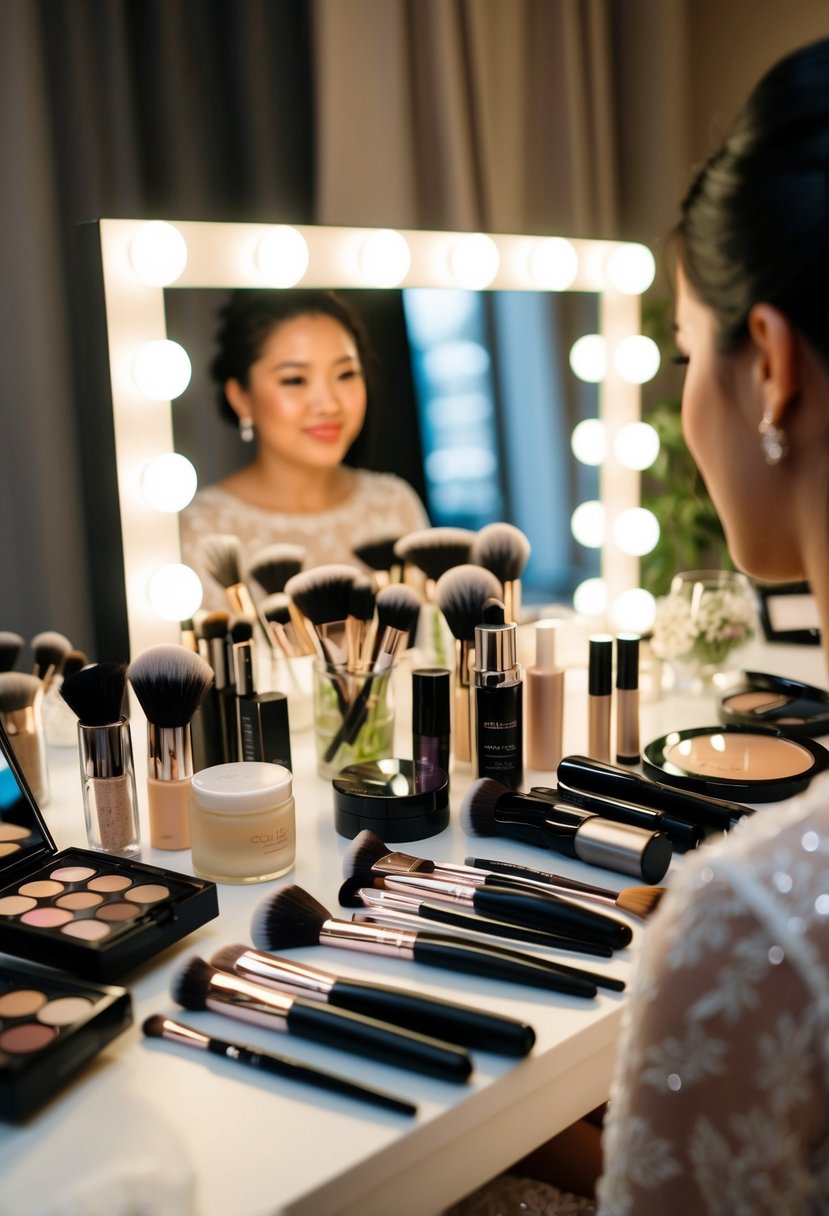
239,417,255,444
759,414,787,465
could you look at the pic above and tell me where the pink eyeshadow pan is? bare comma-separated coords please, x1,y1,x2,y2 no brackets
50,866,97,882
56,892,103,910
125,884,169,905
20,908,74,929
88,875,132,893
0,895,37,916
19,880,64,899
96,903,139,923
0,989,46,1017
61,919,110,941
0,1023,57,1053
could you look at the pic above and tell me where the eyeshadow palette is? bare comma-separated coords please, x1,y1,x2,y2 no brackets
0,960,131,1121
0,721,219,981
719,671,829,737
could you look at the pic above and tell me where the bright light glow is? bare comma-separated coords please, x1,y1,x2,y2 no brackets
131,340,192,400
613,421,660,470
146,564,203,621
129,222,188,286
573,578,608,617
613,335,661,384
357,229,411,286
425,447,498,482
569,334,607,383
613,507,660,556
571,418,607,466
571,501,605,548
422,340,490,382
528,238,578,290
605,244,656,294
448,233,499,289
611,587,657,633
254,226,309,286
404,289,476,347
141,453,198,513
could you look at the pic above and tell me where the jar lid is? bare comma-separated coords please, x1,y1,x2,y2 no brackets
190,762,292,813
332,759,449,841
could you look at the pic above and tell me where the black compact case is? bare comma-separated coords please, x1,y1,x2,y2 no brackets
332,759,450,841
0,723,218,981
0,959,132,1121
719,671,829,737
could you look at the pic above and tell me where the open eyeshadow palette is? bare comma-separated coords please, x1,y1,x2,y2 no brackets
0,722,219,981
0,959,132,1121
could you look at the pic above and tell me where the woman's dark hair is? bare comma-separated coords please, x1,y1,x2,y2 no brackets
679,37,829,365
210,288,376,461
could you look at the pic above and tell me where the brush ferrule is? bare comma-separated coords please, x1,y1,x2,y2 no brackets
317,622,350,669
369,627,408,674
321,918,417,958
358,889,427,914
207,637,230,690
233,641,256,696
78,719,132,780
205,969,292,1029
231,950,335,999
155,1016,212,1050
374,851,434,876
384,874,475,905
146,723,193,782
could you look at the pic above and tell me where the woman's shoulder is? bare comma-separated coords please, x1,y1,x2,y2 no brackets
350,469,430,524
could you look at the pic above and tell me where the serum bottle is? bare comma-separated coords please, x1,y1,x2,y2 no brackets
474,599,523,789
526,619,565,772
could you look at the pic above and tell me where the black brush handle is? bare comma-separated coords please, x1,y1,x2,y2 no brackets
413,900,612,957
329,978,535,1057
530,783,703,853
207,1036,416,1115
285,996,471,1082
470,884,631,950
411,934,597,998
468,856,621,900
323,670,390,764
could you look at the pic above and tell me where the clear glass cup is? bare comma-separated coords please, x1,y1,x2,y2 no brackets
312,661,395,780
662,570,757,689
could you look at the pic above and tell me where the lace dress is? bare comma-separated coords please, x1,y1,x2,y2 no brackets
179,469,429,610
448,771,829,1216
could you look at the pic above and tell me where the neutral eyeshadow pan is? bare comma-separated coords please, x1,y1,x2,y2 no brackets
38,997,95,1026
0,990,46,1017
0,1023,57,1053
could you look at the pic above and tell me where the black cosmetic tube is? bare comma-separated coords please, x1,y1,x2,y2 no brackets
474,602,523,789
412,668,451,790
234,641,292,771
529,783,704,852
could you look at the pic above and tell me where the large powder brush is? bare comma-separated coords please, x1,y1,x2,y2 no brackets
0,672,48,804
245,543,307,596
200,533,258,618
471,522,531,623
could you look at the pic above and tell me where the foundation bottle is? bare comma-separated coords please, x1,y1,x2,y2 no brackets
526,620,565,772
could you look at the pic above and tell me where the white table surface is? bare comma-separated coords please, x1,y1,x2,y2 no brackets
0,636,824,1216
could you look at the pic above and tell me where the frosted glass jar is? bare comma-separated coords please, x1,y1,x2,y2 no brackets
189,762,295,884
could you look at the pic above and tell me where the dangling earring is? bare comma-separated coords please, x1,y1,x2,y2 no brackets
239,416,255,444
759,413,787,465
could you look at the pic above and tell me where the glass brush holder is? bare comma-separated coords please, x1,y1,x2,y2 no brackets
312,661,395,780
77,719,141,856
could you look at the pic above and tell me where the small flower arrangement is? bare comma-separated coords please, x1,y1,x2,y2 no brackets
651,571,756,672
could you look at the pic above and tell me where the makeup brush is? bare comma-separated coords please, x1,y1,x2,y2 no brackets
344,830,632,949
143,1013,417,1115
284,565,362,673
346,576,377,672
200,533,258,618
434,565,502,764
252,885,597,998
261,593,313,658
460,778,672,884
464,856,665,921
201,611,237,763
394,528,477,588
171,956,472,1082
0,632,25,673
43,648,90,748
352,536,404,586
30,630,73,691
471,523,531,623
0,672,48,804
59,663,140,855
127,645,214,850
211,944,536,1056
246,543,307,596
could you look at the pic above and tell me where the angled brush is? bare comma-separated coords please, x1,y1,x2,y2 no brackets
200,533,258,618
59,662,128,725
284,565,362,671
434,564,502,763
471,522,531,623
464,855,665,921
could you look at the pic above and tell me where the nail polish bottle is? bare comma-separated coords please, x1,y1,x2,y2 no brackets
526,620,565,772
474,599,523,789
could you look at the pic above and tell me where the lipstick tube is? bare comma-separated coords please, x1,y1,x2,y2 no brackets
588,636,612,762
615,634,640,765
474,600,523,788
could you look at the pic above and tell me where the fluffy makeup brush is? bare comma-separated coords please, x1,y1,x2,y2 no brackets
172,956,472,1082
260,593,314,658
394,528,476,589
471,523,531,623
60,650,89,682
434,564,502,764
230,616,255,647
0,672,48,803
246,543,307,597
200,533,258,617
30,631,73,690
346,577,377,672
59,662,128,725
352,536,404,586
284,565,362,672
127,645,214,728
0,632,25,673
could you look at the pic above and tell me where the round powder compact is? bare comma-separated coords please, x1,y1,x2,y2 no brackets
332,758,450,841
719,671,829,737
643,724,829,802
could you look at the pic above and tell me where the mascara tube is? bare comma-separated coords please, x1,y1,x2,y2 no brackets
474,600,523,788
588,636,612,763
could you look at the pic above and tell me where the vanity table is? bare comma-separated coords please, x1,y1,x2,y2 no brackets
0,637,823,1216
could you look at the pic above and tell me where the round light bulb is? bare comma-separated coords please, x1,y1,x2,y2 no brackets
611,587,657,633
146,564,203,622
254,226,309,287
613,507,660,556
131,340,192,401
528,238,578,290
570,418,607,466
573,578,608,617
448,233,499,289
605,244,656,294
613,335,661,384
129,222,188,286
569,334,607,383
357,229,411,286
141,453,198,513
571,500,605,549
613,421,660,470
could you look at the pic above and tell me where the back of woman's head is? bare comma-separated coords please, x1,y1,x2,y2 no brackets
679,37,829,364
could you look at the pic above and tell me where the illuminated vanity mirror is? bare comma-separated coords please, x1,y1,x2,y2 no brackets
93,220,655,657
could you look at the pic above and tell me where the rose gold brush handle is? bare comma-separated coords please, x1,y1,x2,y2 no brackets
452,640,473,764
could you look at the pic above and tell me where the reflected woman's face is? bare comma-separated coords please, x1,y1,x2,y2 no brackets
226,312,367,472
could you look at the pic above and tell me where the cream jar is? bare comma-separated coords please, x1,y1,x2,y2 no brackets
189,762,295,884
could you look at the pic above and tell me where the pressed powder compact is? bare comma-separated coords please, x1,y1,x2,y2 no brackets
0,722,219,980
332,759,450,841
643,724,829,801
719,671,829,737
0,960,131,1121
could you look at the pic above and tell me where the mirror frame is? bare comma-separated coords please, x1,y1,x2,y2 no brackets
95,219,646,656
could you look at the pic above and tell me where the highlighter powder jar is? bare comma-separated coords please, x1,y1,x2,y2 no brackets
718,671,829,737
332,758,450,841
189,762,295,884
643,724,829,801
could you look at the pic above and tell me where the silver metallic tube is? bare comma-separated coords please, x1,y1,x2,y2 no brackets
146,723,193,782
320,917,418,958
202,967,293,1032
228,948,336,1000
